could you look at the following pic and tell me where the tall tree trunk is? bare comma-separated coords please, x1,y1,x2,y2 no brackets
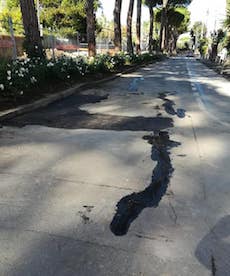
114,0,122,52
127,0,135,54
19,0,44,58
148,5,154,52
86,0,96,57
160,0,168,52
165,23,169,51
172,30,178,54
136,0,141,54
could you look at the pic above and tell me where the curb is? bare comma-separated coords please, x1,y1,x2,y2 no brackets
0,61,160,122
0,68,129,122
199,59,230,80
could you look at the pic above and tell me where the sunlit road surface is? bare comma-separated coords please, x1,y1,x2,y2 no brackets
0,57,230,276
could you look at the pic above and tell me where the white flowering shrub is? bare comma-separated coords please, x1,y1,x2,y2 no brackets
0,53,161,98
0,56,88,97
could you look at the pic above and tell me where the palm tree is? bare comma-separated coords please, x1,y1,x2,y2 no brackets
19,0,44,58
136,0,142,54
127,0,135,54
114,0,122,52
86,0,96,57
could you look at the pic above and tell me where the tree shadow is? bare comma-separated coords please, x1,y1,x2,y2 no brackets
195,215,230,276
3,93,173,131
110,131,181,236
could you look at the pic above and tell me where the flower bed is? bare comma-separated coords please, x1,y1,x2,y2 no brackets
0,53,163,110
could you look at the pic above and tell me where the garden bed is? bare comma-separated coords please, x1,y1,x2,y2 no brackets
0,53,163,112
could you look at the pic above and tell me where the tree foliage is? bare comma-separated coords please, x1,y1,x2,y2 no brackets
0,0,101,38
167,0,192,6
156,7,190,34
40,0,87,37
224,0,230,31
156,6,190,52
143,0,161,51
0,0,23,35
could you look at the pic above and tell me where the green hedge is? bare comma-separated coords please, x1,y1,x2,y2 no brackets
0,53,162,98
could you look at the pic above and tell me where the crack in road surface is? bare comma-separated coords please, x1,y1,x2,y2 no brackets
110,131,180,236
211,255,217,276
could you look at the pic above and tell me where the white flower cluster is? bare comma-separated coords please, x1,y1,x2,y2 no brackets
47,62,54,67
7,70,11,81
1,53,141,96
30,76,37,84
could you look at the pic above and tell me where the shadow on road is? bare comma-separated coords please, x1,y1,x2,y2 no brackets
4,93,173,132
195,215,230,276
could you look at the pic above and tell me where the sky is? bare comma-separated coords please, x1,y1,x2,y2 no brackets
97,0,227,33
189,0,226,33
97,0,150,25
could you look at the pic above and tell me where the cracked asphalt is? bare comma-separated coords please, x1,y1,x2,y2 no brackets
0,57,230,276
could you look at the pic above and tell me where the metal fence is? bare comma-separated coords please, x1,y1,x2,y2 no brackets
0,17,117,59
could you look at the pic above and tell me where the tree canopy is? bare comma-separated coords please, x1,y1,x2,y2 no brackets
40,0,87,37
0,0,101,38
0,0,23,35
156,6,190,34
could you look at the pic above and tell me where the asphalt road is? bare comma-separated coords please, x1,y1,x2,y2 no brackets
0,57,230,276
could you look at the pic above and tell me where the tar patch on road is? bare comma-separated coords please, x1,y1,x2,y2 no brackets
158,92,186,118
4,93,173,131
110,131,180,236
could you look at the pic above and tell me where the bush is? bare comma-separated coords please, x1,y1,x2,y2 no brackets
198,38,209,57
87,53,126,73
0,52,161,98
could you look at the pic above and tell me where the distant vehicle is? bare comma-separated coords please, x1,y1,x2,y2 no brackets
186,51,194,57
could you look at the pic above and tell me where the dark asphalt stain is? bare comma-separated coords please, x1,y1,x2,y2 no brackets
79,206,94,224
3,93,173,131
158,92,186,118
83,205,94,212
135,233,172,242
110,131,180,236
211,255,217,276
177,108,186,118
163,99,177,116
78,211,90,224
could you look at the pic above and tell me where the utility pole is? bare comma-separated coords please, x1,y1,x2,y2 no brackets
8,17,17,60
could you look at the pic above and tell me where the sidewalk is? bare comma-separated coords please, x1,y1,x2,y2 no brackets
200,58,230,79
